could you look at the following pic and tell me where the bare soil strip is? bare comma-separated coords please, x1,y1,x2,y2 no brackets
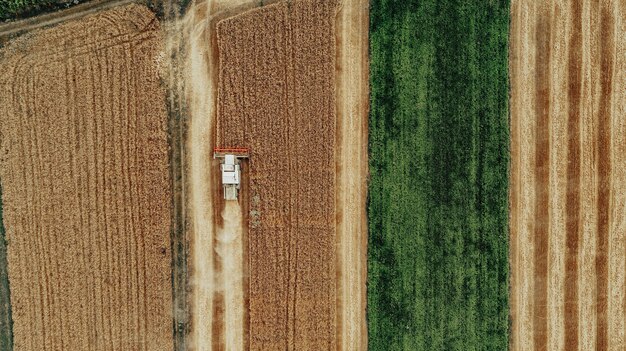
510,0,625,350
215,202,245,350
183,2,217,350
0,5,173,351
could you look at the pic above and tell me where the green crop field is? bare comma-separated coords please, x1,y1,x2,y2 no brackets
367,0,510,350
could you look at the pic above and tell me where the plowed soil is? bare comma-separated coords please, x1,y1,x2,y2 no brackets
216,1,338,349
0,4,173,351
510,0,626,350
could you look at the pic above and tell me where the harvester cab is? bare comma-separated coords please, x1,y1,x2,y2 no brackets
213,147,249,200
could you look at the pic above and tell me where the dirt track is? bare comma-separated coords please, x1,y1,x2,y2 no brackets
180,1,252,350
0,4,173,351
510,0,626,350
182,2,218,349
335,0,369,349
215,202,245,350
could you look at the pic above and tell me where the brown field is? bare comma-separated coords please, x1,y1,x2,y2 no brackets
510,0,626,350
216,1,338,349
0,4,174,351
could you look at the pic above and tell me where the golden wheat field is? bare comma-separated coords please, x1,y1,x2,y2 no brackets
215,1,338,349
0,4,173,350
0,0,369,350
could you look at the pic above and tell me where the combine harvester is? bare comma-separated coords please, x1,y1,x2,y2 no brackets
214,147,249,200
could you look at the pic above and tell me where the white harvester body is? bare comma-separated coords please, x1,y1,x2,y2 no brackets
214,148,249,200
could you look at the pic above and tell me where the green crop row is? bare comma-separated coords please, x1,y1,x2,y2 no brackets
367,0,510,350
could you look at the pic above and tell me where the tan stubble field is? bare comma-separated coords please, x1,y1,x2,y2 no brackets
509,0,626,350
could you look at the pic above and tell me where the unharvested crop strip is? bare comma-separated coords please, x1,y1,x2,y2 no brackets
0,5,173,351
369,1,510,349
216,1,338,349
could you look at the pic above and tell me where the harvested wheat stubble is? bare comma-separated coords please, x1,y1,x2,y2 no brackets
510,0,626,350
0,4,173,351
216,0,338,349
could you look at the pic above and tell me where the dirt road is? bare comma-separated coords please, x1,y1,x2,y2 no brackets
180,1,251,351
215,202,245,351
0,4,173,350
183,2,217,350
510,0,626,350
335,0,369,349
